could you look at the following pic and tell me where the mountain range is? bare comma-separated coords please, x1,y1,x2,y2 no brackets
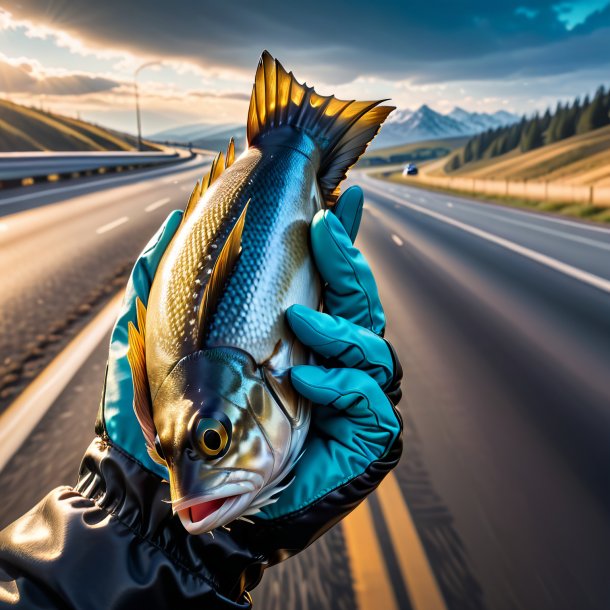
150,106,521,152
371,105,520,149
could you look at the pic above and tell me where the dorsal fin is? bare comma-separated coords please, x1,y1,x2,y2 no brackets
226,138,235,168
126,298,165,465
183,146,234,223
182,180,201,222
247,50,394,203
198,201,249,339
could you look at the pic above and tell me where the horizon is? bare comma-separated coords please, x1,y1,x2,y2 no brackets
1,1,610,135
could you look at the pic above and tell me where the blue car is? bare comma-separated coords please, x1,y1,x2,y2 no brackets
402,163,418,176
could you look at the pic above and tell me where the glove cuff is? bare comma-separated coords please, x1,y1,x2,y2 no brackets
246,421,403,565
383,338,403,405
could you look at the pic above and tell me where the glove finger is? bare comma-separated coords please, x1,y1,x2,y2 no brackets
310,210,385,334
286,304,393,388
332,185,363,243
291,366,400,439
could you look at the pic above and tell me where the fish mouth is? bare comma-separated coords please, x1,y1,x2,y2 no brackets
173,482,259,535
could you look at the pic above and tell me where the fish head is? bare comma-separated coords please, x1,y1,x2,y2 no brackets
151,346,296,534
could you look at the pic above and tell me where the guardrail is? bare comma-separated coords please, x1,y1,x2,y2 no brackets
0,149,193,189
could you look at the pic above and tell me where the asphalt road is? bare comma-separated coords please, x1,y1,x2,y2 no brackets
0,155,211,411
0,166,609,610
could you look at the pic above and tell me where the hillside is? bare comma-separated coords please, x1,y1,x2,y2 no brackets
427,124,610,186
359,136,469,167
0,100,151,152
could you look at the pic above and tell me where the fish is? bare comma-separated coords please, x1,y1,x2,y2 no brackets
126,50,393,534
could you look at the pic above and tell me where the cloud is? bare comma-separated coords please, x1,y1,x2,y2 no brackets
187,90,250,101
0,56,120,94
3,0,610,86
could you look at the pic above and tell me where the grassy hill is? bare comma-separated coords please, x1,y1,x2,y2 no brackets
0,100,153,152
427,125,610,187
358,136,469,167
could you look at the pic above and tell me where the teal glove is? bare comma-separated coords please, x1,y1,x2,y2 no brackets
258,185,403,520
100,210,183,477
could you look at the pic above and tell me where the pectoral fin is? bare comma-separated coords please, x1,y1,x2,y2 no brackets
127,298,164,465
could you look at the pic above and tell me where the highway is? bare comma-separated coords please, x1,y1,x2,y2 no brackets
0,164,609,610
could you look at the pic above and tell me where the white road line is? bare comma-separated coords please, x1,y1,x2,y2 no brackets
96,216,129,234
452,203,610,252
391,234,404,246
145,197,171,212
364,182,610,294
0,293,122,473
361,174,610,235
447,202,453,208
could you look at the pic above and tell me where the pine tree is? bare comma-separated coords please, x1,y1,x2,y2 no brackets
520,115,543,152
576,87,609,134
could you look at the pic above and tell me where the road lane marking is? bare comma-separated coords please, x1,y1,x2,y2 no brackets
364,182,610,294
0,293,122,473
145,197,171,212
377,474,448,610
452,203,610,252
369,175,610,235
342,499,399,610
96,216,129,234
447,202,453,208
391,234,404,246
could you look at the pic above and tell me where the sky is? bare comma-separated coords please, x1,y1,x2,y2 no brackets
1,0,610,136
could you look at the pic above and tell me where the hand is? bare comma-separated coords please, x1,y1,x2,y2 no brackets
0,188,402,610
256,185,403,523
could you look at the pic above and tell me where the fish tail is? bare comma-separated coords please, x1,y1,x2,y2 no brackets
247,50,395,202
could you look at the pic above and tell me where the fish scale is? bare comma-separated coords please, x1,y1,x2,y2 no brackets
207,140,318,364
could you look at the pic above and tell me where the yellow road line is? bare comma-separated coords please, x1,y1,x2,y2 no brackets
342,499,399,610
0,292,122,473
377,473,448,610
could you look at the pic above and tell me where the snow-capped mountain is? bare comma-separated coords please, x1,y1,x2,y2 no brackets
447,107,519,133
152,106,520,153
371,105,520,149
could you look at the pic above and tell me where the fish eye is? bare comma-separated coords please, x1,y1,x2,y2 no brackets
194,417,230,458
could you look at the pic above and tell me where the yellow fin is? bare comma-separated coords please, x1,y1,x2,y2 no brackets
247,50,394,203
225,138,235,168
198,201,249,338
205,151,225,188
126,298,163,463
183,180,201,222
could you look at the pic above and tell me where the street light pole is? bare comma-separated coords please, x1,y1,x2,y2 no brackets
133,61,161,151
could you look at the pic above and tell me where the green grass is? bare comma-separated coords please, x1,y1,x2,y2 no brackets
378,170,610,225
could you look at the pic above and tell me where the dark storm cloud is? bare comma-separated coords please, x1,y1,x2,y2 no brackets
0,59,119,94
4,0,610,83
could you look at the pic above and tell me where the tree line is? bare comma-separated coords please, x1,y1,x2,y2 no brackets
448,86,610,171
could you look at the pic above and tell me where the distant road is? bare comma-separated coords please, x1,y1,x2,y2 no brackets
0,166,609,610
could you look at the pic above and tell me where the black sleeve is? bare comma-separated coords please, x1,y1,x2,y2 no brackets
0,426,402,609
